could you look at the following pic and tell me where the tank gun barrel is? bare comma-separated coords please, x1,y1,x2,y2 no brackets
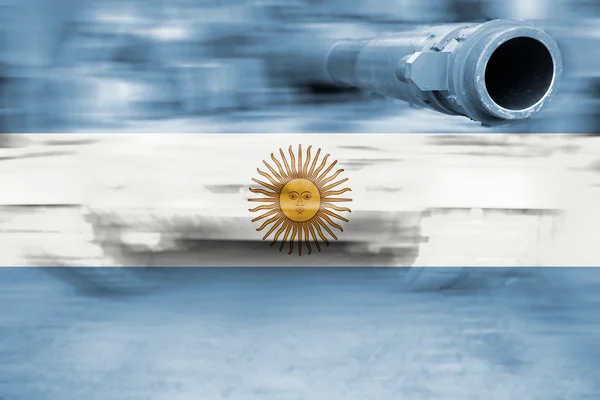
283,19,563,125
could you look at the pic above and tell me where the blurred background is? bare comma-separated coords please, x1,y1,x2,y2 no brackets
0,0,599,136
1,3,600,397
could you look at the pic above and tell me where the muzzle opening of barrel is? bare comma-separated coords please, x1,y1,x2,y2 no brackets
484,37,554,111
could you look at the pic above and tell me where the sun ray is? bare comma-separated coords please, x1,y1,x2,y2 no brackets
252,178,279,192
312,219,334,243
321,197,352,203
297,223,303,256
263,215,286,240
320,208,349,223
249,187,278,197
250,145,351,255
316,168,344,188
308,223,322,252
321,188,352,197
249,204,278,212
303,224,312,255
256,213,282,231
321,203,352,213
315,160,338,184
320,177,349,192
307,148,321,177
288,223,298,255
310,153,330,181
318,211,345,232
257,168,283,188
279,222,293,252
303,146,312,177
263,160,285,182
271,219,291,245
279,148,294,178
248,198,279,203
288,145,298,178
251,208,280,223
298,144,303,178
316,217,339,240
270,153,289,181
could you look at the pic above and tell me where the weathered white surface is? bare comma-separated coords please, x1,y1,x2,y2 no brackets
2,133,600,266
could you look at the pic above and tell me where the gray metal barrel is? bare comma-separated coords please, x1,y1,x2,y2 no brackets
282,19,563,125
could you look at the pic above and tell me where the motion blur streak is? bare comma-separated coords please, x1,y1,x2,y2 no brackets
0,0,599,133
0,267,599,400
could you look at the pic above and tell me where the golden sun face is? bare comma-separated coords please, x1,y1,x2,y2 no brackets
248,145,352,256
280,178,320,222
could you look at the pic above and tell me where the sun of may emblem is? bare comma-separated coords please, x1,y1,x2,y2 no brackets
248,145,352,255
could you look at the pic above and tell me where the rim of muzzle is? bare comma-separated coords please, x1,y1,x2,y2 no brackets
451,19,563,123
